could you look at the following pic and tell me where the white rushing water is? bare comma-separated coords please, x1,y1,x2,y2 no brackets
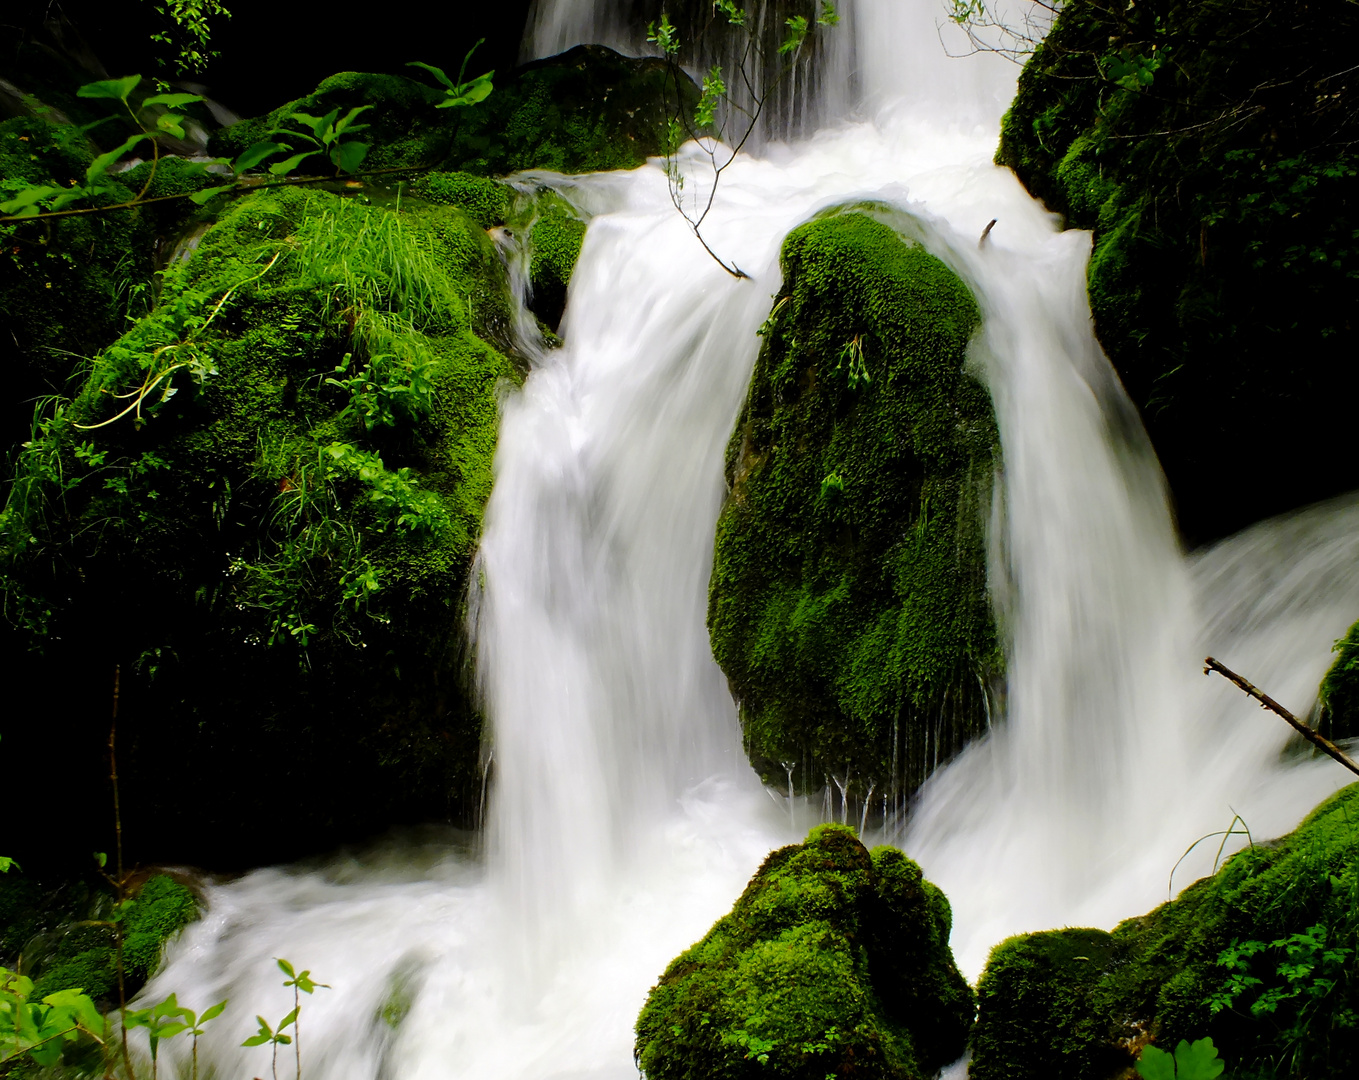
141,1,1359,1076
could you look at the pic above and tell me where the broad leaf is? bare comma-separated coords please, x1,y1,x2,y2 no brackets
331,140,369,174
437,72,494,109
406,61,455,89
156,113,187,139
234,141,289,173
1174,1038,1225,1080
199,1001,227,1023
41,990,103,1036
0,186,63,214
86,134,150,186
268,150,321,176
142,92,203,109
77,75,142,103
190,184,236,205
278,1007,299,1031
276,959,296,978
332,105,372,137
1136,1045,1176,1080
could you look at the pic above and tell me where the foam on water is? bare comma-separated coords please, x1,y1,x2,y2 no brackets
140,3,1359,1075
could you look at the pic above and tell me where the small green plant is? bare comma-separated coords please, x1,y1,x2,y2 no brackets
408,40,495,110
0,970,105,1068
144,0,233,75
125,992,225,1080
266,106,373,177
243,960,328,1080
836,334,870,389
1135,1037,1225,1080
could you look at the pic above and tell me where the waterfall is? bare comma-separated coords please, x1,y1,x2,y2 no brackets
138,2,1359,1076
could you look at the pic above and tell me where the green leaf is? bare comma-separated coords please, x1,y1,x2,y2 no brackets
242,1033,271,1047
28,1041,63,1068
0,185,64,214
406,61,455,89
77,75,142,103
332,105,372,137
156,113,187,139
234,141,289,173
42,990,104,1037
437,72,494,108
277,958,296,978
93,852,107,868
0,856,15,873
331,141,369,174
141,92,204,109
1136,1045,1176,1080
1174,1038,1225,1080
268,151,320,176
86,134,150,186
190,183,237,205
278,1007,299,1031
199,1000,227,1023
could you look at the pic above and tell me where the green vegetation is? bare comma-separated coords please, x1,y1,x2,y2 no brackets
211,45,695,179
634,823,972,1080
0,183,518,868
996,0,1359,543
709,210,999,804
972,782,1359,1080
1319,620,1359,743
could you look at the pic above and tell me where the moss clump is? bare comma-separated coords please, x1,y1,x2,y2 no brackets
997,0,1359,544
3,873,200,1005
528,204,586,331
1319,620,1359,744
411,171,511,228
0,184,518,870
210,46,697,179
972,783,1359,1080
635,824,973,1080
709,211,999,804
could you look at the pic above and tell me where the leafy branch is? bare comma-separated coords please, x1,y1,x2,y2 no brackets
647,2,839,277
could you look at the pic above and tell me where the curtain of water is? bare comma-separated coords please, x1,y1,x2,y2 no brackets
137,2,1359,1076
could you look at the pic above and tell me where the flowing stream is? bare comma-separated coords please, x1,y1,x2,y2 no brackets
141,1,1359,1076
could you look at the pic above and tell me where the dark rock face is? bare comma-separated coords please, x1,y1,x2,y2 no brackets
972,782,1359,1080
635,824,974,1080
996,0,1359,545
709,211,1000,812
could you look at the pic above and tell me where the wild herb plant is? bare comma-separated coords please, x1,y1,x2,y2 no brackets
1135,1037,1225,1080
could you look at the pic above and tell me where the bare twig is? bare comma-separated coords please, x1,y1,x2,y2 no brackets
1204,656,1359,778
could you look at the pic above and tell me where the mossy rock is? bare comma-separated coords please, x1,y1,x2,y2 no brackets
996,0,1359,544
1,872,198,1006
708,211,1000,804
209,45,698,178
0,183,519,870
972,783,1359,1080
1319,619,1359,743
635,823,974,1080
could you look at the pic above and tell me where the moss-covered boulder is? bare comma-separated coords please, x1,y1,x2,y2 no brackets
709,211,999,808
210,45,697,178
1319,619,1359,744
635,824,973,1080
1,871,198,1005
996,0,1359,544
0,182,518,870
972,782,1359,1080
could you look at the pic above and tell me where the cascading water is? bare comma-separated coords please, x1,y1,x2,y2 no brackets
140,1,1359,1075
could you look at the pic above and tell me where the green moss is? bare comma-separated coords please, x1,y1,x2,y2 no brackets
21,874,199,1003
708,211,999,802
411,171,511,228
1319,621,1359,743
996,0,1359,543
635,824,973,1080
527,204,586,331
1,184,519,868
972,783,1359,1080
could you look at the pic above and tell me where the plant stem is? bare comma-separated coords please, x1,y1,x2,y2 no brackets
293,983,301,1080
109,665,136,1080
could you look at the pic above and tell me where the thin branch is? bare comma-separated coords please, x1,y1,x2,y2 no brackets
1204,656,1359,778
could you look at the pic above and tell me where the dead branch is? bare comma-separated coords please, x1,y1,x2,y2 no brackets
1204,656,1359,778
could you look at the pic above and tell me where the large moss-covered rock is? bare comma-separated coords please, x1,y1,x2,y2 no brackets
1319,619,1359,743
709,211,999,809
635,824,973,1080
210,45,697,178
997,0,1359,544
972,782,1359,1080
0,183,518,870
